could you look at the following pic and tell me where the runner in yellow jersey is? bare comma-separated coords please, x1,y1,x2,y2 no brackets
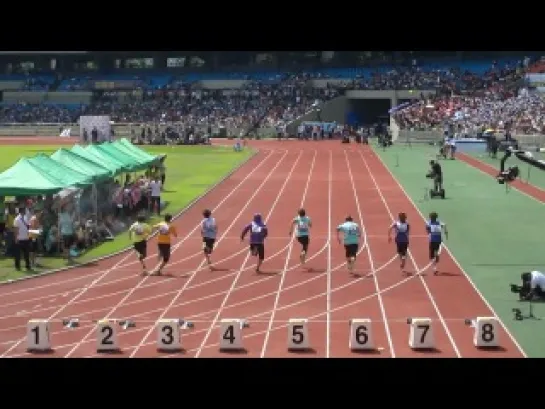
128,215,152,274
151,214,177,276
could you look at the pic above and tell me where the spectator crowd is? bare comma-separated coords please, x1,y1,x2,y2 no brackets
1,58,542,135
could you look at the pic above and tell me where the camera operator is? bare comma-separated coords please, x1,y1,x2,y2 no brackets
519,271,545,300
428,160,443,192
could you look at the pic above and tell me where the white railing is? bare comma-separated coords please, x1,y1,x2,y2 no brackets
399,129,545,150
0,123,278,139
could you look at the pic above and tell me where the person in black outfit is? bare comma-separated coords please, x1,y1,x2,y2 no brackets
91,127,98,144
429,160,443,192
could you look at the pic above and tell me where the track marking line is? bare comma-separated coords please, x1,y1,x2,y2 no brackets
11,230,399,356
192,150,304,358
357,149,461,357
128,150,301,357
373,148,527,357
64,150,292,358
80,253,399,358
159,260,433,357
0,237,331,339
1,245,140,357
326,150,332,358
260,150,317,357
345,150,395,358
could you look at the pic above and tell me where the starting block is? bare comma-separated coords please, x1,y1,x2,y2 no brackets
219,319,244,351
157,319,182,351
62,318,80,328
349,319,375,351
288,318,309,351
26,319,51,352
408,317,435,350
472,317,499,348
96,319,119,352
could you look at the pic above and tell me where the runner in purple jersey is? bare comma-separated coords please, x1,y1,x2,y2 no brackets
241,213,268,273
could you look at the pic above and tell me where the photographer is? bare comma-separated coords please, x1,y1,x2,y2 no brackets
518,271,545,301
428,160,443,192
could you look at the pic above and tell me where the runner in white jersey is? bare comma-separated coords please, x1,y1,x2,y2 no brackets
289,208,312,264
201,209,218,269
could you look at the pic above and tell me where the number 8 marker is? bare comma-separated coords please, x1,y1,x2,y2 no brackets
473,317,499,348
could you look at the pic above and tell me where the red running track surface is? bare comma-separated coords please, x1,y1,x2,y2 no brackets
0,141,526,358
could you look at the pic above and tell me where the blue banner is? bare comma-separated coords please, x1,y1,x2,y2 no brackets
388,102,411,114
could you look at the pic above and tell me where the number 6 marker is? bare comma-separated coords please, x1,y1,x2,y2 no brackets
349,319,374,351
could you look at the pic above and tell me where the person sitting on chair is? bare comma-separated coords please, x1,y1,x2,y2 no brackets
427,160,443,192
520,271,545,300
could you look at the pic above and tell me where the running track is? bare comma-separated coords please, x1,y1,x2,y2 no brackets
0,139,526,357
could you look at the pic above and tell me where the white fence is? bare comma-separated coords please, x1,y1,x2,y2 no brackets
398,129,545,150
0,123,278,139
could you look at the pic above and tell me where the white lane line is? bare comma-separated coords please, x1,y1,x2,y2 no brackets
344,149,395,357
63,151,292,358
192,151,304,358
326,150,332,358
260,150,317,357
357,149,461,357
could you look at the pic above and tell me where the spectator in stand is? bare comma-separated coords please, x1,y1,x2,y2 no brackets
0,60,528,134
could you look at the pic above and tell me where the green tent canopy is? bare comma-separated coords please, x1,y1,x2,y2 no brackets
117,138,159,163
91,144,140,172
27,154,93,188
107,141,155,167
50,148,113,181
70,145,123,174
0,157,68,196
98,143,149,171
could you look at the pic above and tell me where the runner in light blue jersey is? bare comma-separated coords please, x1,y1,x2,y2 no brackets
336,215,361,273
201,209,218,269
289,208,312,264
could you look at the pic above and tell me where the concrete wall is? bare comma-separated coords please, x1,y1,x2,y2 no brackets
0,81,24,91
3,91,47,104
200,80,250,89
2,91,92,104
